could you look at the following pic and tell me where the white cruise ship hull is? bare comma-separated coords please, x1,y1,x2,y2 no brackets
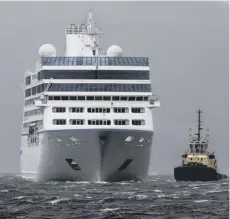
20,129,153,182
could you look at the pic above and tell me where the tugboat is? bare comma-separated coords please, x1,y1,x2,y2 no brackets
174,109,227,181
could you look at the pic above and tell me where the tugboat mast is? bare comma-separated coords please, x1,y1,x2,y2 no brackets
196,109,203,141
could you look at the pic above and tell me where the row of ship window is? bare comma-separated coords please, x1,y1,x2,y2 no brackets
24,96,150,106
23,107,145,118
41,56,149,66
25,83,151,97
24,108,44,117
35,70,150,82
23,120,43,129
22,119,145,130
52,107,145,113
26,70,150,85
52,119,145,126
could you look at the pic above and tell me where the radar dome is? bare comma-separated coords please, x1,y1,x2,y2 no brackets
38,44,56,57
107,45,123,57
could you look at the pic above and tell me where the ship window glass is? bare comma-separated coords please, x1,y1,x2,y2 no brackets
113,107,128,113
103,96,110,101
87,108,110,113
47,83,151,92
131,108,145,113
132,120,145,126
88,120,111,125
87,96,94,100
69,119,84,125
95,96,102,100
128,96,135,101
70,96,77,100
52,107,66,113
61,96,69,100
53,119,66,125
53,96,61,100
25,76,31,85
24,108,44,118
112,96,120,101
136,96,144,101
114,120,129,125
42,95,150,103
25,89,31,97
70,107,84,113
78,96,85,100
120,96,128,101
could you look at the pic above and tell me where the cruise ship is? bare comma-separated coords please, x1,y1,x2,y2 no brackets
20,10,160,182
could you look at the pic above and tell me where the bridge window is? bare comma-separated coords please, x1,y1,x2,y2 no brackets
52,107,66,113
114,120,129,125
69,119,84,125
53,119,66,125
37,69,149,80
69,107,84,113
132,120,145,126
46,96,150,102
131,108,145,113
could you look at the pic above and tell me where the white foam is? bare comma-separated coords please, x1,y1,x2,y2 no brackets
49,198,70,205
74,194,81,197
100,208,120,212
15,196,24,200
128,194,148,200
157,194,166,198
114,191,135,195
194,200,209,203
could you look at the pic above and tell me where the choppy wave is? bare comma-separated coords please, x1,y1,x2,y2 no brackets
0,174,228,218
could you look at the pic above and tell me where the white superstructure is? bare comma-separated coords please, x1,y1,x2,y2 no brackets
20,10,160,182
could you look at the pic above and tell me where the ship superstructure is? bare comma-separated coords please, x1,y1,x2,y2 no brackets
20,10,160,182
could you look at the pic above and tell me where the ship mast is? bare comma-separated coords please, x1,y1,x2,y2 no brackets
195,109,203,141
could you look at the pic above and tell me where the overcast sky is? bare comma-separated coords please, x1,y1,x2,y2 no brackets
0,1,228,175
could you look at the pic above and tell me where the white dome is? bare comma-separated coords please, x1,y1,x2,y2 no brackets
38,44,56,57
107,45,123,57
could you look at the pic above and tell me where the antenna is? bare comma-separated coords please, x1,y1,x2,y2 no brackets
84,9,103,36
195,109,203,141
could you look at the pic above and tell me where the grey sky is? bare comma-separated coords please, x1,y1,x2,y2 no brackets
0,2,228,174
